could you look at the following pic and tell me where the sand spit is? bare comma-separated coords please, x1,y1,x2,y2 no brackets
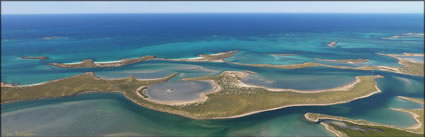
314,58,369,64
155,50,238,63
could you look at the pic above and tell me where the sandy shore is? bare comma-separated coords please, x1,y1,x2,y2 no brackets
397,96,424,104
233,71,363,93
320,122,348,137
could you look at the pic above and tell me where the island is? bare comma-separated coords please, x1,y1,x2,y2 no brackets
304,96,424,137
19,56,49,60
314,58,369,64
49,56,155,68
328,41,337,48
229,53,423,76
2,70,383,119
49,51,238,69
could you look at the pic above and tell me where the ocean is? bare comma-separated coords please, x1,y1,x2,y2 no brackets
1,13,424,136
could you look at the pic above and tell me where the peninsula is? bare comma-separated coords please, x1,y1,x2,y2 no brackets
1,70,384,119
304,97,424,136
49,56,155,68
377,53,424,76
19,56,49,60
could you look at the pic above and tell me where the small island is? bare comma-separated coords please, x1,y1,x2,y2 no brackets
328,41,337,48
19,56,49,60
304,97,424,137
1,70,384,119
41,36,69,40
49,56,155,68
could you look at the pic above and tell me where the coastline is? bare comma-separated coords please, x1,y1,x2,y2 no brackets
320,122,347,137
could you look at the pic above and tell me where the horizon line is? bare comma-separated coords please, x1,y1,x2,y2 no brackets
2,12,424,15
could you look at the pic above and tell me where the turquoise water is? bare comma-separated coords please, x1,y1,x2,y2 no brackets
398,56,424,63
1,14,424,136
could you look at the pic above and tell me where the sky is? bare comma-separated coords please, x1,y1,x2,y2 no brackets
1,1,424,14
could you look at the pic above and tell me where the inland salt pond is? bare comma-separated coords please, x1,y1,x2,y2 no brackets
144,79,213,103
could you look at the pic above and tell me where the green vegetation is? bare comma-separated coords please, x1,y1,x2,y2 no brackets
328,121,422,137
2,71,383,119
173,71,382,119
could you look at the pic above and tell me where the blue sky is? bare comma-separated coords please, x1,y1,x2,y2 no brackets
1,1,423,14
